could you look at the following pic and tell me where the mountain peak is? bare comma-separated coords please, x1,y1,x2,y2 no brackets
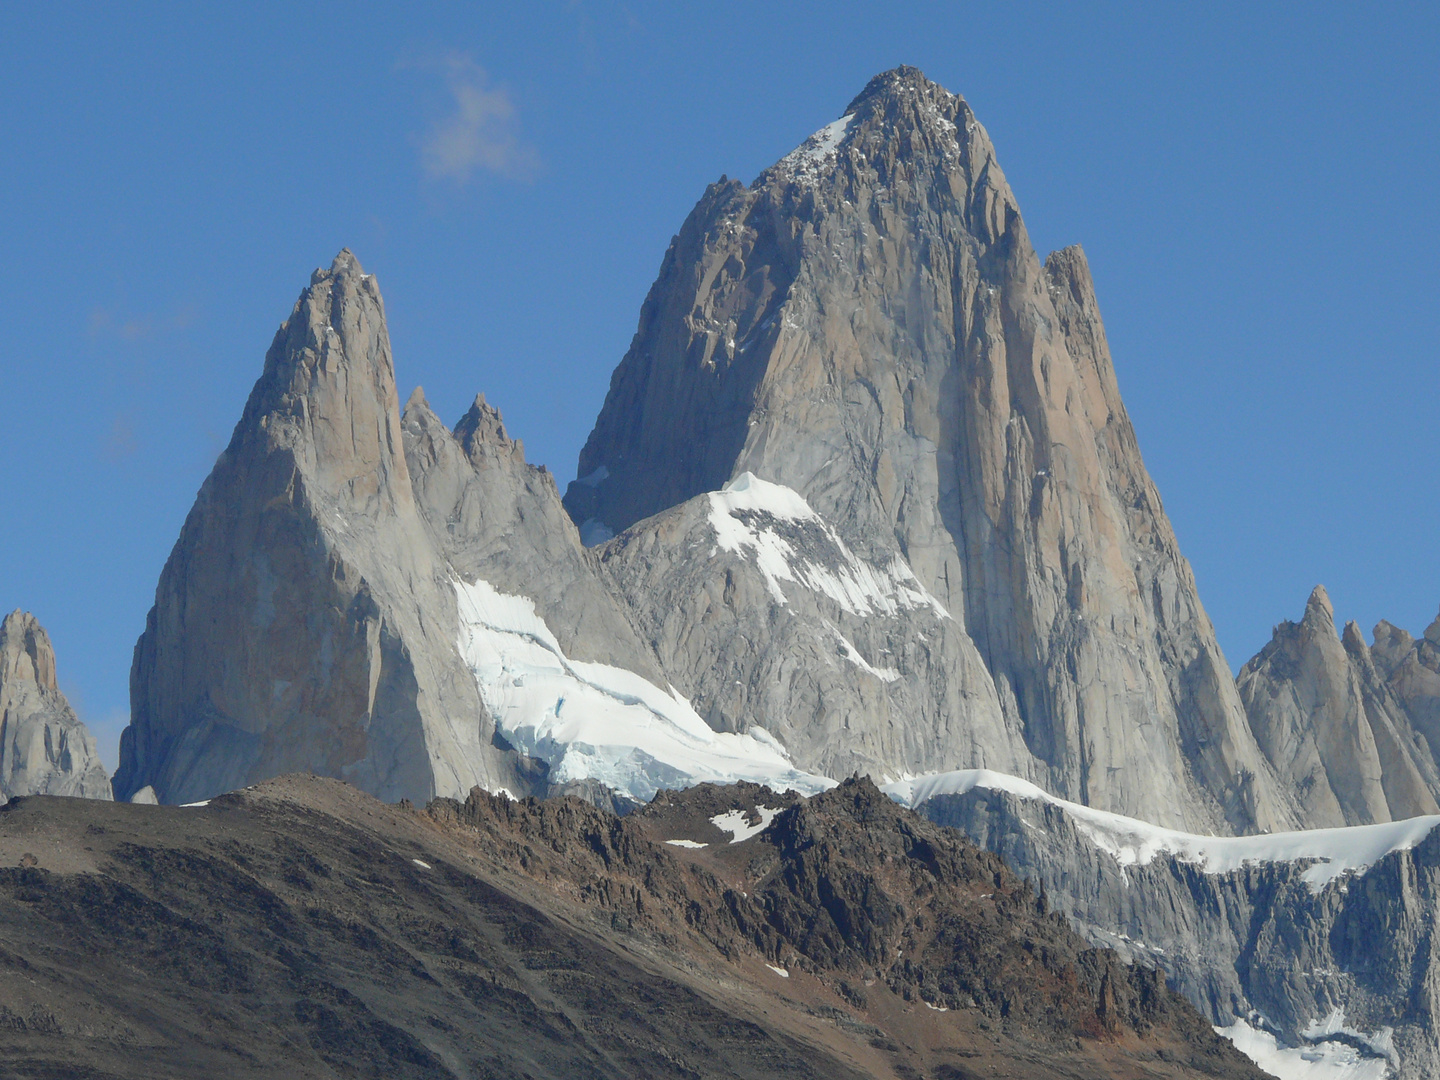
1304,584,1336,629
0,609,57,691
758,66,978,194
313,247,365,285
0,610,110,801
455,393,524,464
842,64,951,115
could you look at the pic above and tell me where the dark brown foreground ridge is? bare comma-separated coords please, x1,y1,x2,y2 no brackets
0,775,1262,1079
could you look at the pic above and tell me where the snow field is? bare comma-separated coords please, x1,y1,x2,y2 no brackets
454,577,834,804
710,806,782,843
884,768,1440,892
1215,1016,1390,1080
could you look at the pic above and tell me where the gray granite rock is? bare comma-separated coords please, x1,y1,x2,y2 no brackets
594,476,1032,784
402,389,665,685
1373,609,1440,766
919,785,1440,1078
114,252,527,805
0,610,110,802
566,66,1293,834
1238,587,1440,825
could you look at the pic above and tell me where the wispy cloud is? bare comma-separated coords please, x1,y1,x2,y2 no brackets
87,304,197,343
415,56,539,184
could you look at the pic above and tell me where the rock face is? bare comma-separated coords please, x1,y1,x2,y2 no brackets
1238,586,1440,826
567,66,1291,834
114,252,525,804
0,611,110,802
113,251,834,808
402,389,664,685
915,779,1440,1079
111,71,1429,843
1372,609,1440,765
596,474,1032,782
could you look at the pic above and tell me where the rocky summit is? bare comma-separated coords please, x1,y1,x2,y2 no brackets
113,66,1440,837
0,611,109,803
565,66,1290,834
114,252,528,807
1238,586,1440,826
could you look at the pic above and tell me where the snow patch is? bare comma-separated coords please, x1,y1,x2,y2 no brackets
665,839,709,849
828,622,899,682
1303,1010,1396,1067
766,964,790,978
412,859,431,870
771,114,856,185
180,799,211,808
885,769,1440,892
707,473,949,619
711,805,782,843
454,578,834,804
1216,1016,1390,1080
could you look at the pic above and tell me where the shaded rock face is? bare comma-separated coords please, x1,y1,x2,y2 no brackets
115,252,524,805
1239,587,1440,826
567,66,1289,834
0,611,110,802
921,785,1440,1080
402,390,664,685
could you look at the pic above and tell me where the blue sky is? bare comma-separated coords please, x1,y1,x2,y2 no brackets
2,3,1437,771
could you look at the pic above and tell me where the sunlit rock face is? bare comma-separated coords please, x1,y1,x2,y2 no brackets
115,252,525,805
566,66,1294,834
0,609,110,802
1238,586,1440,827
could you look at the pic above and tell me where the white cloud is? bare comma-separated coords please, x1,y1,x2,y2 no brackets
418,56,539,183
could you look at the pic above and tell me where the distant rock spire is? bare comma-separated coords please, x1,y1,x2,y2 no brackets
116,251,524,805
0,610,111,802
1238,587,1440,825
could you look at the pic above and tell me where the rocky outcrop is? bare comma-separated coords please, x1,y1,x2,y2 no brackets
1373,609,1440,763
1238,586,1440,826
114,252,526,805
566,66,1292,834
914,779,1440,1079
0,611,110,802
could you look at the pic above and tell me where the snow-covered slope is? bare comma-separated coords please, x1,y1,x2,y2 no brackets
1215,1014,1390,1080
901,768,1440,1079
886,768,1440,891
454,577,833,803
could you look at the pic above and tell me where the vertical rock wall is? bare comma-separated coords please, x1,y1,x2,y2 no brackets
0,610,111,802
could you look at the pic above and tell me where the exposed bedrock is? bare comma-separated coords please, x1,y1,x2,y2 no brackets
920,784,1440,1079
1238,586,1440,827
114,252,526,805
0,610,110,802
567,66,1293,834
